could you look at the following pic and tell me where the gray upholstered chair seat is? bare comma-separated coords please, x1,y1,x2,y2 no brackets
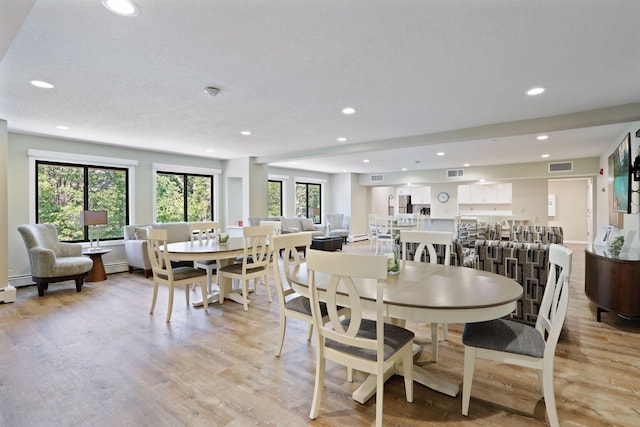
462,318,545,358
218,263,265,275
326,318,415,361
157,266,207,282
285,295,337,317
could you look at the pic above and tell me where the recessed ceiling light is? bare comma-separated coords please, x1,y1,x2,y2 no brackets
401,168,407,171
56,125,69,130
463,163,470,167
437,152,445,156
527,87,545,96
240,130,252,136
30,80,54,89
537,135,549,140
363,159,370,163
205,149,214,153
407,182,412,186
102,0,139,16
541,154,550,158
342,107,356,115
479,179,486,183
336,137,347,142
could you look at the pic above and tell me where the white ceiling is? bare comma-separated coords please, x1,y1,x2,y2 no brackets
1,0,640,174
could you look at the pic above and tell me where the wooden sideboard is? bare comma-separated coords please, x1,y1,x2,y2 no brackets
585,245,640,322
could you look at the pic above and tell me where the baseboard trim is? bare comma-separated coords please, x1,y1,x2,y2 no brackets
348,234,368,243
10,262,131,288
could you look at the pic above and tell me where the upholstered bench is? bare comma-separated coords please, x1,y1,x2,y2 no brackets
310,236,343,251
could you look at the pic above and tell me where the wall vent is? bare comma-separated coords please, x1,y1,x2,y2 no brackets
548,162,573,173
447,169,464,178
369,174,384,183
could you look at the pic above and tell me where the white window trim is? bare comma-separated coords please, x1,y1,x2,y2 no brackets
28,149,137,225
152,163,220,223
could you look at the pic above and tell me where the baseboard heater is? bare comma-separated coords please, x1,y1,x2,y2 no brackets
348,234,368,243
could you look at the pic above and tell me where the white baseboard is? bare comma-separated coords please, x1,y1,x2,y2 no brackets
10,262,130,288
349,234,368,242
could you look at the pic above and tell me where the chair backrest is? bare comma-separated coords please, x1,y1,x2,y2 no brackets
241,225,272,271
400,230,453,265
307,250,387,356
189,221,219,241
146,228,174,281
260,220,282,235
537,244,573,358
271,232,313,304
374,215,393,236
17,223,63,255
326,214,344,230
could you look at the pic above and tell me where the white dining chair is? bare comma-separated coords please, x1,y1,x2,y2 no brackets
400,229,454,362
189,221,219,295
147,228,208,322
373,215,394,255
306,249,414,427
217,225,271,311
461,244,573,427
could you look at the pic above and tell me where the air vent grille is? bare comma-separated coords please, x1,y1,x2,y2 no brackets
548,162,573,172
369,174,384,183
447,169,464,178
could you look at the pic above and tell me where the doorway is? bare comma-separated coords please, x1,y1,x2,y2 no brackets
548,178,593,243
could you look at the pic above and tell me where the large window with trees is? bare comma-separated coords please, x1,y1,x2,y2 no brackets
295,182,321,223
268,180,283,217
156,172,214,222
36,161,129,242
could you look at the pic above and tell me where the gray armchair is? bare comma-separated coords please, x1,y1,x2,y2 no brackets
18,224,93,296
325,213,350,243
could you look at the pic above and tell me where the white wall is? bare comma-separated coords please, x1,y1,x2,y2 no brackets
7,132,224,281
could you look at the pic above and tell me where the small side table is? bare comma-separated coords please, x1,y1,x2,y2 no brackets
82,248,112,282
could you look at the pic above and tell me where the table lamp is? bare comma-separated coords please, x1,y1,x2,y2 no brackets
80,210,108,251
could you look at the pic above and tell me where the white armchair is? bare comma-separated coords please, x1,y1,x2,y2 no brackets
17,224,93,296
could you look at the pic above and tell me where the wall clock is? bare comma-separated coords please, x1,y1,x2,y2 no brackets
438,191,449,203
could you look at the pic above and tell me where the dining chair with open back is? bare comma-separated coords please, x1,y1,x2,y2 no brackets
306,249,414,427
461,244,573,427
189,221,219,295
400,229,454,362
147,227,208,322
217,225,272,311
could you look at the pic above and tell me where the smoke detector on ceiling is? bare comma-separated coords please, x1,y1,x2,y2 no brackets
204,87,221,97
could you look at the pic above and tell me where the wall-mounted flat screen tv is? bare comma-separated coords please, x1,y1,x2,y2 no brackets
608,132,631,226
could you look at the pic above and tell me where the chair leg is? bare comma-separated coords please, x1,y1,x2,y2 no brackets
150,281,158,314
462,347,476,416
185,283,190,305
306,324,314,341
309,353,325,420
442,323,448,341
242,280,249,311
166,284,175,322
430,322,439,362
200,280,208,313
375,365,384,427
403,346,414,403
275,315,287,357
542,366,560,427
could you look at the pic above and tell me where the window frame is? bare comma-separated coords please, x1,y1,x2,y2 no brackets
295,181,322,224
152,163,220,223
268,179,283,217
28,149,138,246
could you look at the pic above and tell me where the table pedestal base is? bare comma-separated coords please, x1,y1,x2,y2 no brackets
351,342,459,404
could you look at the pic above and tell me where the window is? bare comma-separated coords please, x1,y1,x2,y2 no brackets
268,180,283,217
295,182,321,223
156,172,213,222
36,161,129,242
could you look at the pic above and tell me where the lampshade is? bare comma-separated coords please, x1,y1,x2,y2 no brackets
80,210,108,226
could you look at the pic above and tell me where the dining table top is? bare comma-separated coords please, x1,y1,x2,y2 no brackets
288,260,522,323
164,237,245,254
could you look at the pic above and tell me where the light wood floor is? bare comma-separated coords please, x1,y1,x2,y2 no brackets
1,242,639,426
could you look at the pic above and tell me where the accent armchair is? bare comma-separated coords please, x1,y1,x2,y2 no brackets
17,224,94,296
325,213,350,243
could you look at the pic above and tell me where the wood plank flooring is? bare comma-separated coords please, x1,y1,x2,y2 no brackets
1,242,639,426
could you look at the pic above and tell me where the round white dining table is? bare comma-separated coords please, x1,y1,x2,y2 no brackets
288,259,522,402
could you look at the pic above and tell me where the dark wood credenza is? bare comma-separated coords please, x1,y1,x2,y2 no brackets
585,245,640,322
